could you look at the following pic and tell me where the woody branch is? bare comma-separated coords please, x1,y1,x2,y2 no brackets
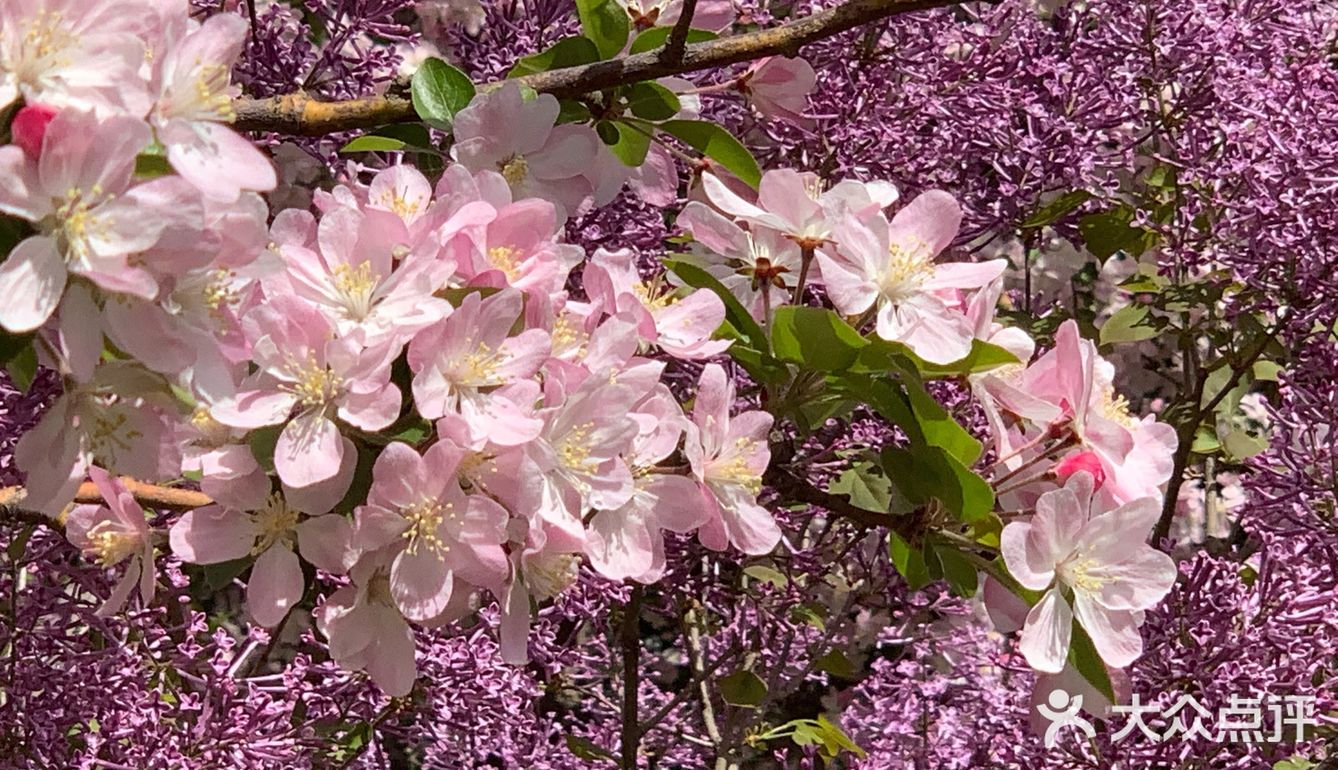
231,0,964,135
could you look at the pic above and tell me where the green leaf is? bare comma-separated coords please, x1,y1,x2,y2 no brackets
201,557,252,594
931,545,979,597
658,120,762,188
602,121,651,166
718,670,767,707
770,307,868,371
628,26,717,54
1221,428,1269,460
1274,757,1317,770
557,99,593,124
565,735,617,763
1079,208,1157,259
411,57,476,130
3,343,36,392
827,463,909,514
575,0,630,59
814,649,857,679
340,135,411,153
1067,623,1117,702
626,81,681,121
743,564,789,589
882,446,994,523
1020,189,1092,229
903,376,983,465
664,258,769,354
888,532,931,590
248,425,282,474
856,338,1018,378
1099,304,1160,346
509,36,602,78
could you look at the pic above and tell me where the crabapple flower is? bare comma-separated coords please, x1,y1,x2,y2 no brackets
350,441,509,621
736,57,817,126
586,385,708,582
620,0,735,32
583,248,731,359
818,191,1006,364
407,289,550,438
1001,472,1177,672
64,467,156,617
451,83,623,220
0,110,203,332
210,294,401,488
684,364,779,555
314,547,420,697
448,197,582,300
1019,320,1177,504
696,169,897,249
150,13,276,201
0,0,152,115
170,459,355,627
676,202,802,319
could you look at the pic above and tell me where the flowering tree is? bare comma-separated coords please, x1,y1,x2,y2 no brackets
0,0,1333,768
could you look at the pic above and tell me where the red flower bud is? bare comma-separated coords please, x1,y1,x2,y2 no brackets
12,104,59,161
1053,450,1106,488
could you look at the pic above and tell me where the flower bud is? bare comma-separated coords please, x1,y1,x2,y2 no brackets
1053,451,1106,488
12,103,58,161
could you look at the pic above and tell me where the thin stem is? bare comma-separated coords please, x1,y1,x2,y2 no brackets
620,585,643,770
792,245,815,304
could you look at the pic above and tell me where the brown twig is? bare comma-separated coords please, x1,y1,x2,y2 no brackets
764,466,926,541
232,0,964,135
620,585,644,769
0,480,213,532
661,0,700,63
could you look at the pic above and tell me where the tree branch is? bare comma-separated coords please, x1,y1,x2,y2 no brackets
232,0,964,135
764,466,927,542
0,480,213,532
661,0,699,63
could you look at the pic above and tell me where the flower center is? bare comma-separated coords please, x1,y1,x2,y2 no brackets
558,423,599,474
633,281,677,312
188,64,234,121
190,405,232,446
83,400,143,470
85,520,139,567
283,354,344,410
527,553,580,600
251,493,298,555
1059,555,1106,595
331,261,381,320
708,437,763,494
14,11,77,82
487,246,524,281
400,497,460,558
878,240,934,303
51,186,109,265
201,268,240,315
551,312,589,359
459,340,504,386
499,154,529,187
1095,386,1136,428
373,188,426,222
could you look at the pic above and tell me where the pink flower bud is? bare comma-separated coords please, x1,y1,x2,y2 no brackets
12,104,58,160
1053,451,1106,488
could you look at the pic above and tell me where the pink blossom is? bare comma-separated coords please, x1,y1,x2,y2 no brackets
0,110,203,332
150,13,276,200
210,294,401,489
349,441,509,621
683,364,779,555
736,56,816,126
586,385,708,582
1000,472,1176,672
676,201,802,319
447,197,582,300
451,83,623,220
620,0,735,32
64,467,156,617
583,248,731,359
170,483,354,627
817,191,1006,364
314,547,423,697
407,289,550,438
0,0,153,115
695,169,898,248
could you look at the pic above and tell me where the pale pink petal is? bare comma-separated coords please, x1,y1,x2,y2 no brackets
163,120,277,201
1072,594,1143,668
296,514,355,574
169,505,256,564
364,604,417,696
1018,587,1072,674
390,546,454,621
274,412,345,488
888,189,961,257
0,235,65,332
247,545,305,627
